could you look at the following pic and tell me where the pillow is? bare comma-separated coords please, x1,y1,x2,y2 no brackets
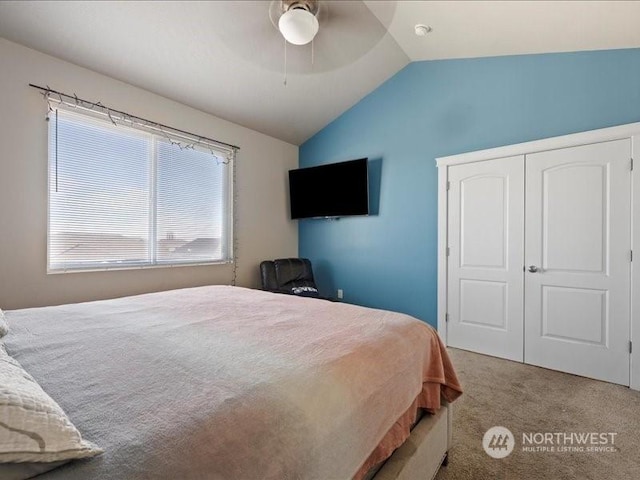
0,309,8,337
0,344,102,479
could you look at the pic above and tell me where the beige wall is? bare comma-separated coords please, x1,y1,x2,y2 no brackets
0,38,298,310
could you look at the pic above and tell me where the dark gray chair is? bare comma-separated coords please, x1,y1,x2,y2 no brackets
259,258,321,298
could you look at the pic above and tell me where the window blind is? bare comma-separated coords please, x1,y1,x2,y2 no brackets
48,107,232,272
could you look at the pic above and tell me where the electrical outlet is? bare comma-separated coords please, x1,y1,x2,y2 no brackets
337,289,344,300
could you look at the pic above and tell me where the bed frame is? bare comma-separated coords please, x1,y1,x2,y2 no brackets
374,402,452,480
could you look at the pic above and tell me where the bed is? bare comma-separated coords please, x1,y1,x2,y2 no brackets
1,285,462,480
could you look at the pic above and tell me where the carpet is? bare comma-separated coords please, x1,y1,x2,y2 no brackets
435,348,640,480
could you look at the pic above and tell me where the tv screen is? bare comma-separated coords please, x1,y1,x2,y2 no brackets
289,158,369,219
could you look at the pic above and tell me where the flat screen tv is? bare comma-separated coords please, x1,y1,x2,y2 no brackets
289,158,369,219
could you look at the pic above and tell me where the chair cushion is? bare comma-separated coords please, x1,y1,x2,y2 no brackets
274,259,316,290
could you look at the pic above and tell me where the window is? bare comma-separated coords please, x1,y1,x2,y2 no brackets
48,108,233,272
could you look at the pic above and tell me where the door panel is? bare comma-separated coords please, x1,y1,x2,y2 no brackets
541,286,607,345
542,164,607,273
447,156,524,361
524,140,631,385
460,279,507,329
460,176,507,269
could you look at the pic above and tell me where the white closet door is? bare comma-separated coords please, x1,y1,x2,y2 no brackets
524,140,631,386
447,156,524,361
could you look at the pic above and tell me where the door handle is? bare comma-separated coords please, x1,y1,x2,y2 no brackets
528,265,538,273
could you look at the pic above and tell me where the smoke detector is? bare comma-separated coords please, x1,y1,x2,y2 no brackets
414,24,432,36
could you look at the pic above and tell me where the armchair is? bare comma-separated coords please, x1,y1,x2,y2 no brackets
260,258,323,298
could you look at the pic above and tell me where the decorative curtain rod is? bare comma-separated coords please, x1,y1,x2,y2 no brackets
29,83,240,153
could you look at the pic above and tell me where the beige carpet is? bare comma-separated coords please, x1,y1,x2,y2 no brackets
435,348,640,480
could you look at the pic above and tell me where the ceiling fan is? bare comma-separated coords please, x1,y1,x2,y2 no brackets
212,0,397,76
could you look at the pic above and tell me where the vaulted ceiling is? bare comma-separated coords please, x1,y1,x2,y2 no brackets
1,1,639,145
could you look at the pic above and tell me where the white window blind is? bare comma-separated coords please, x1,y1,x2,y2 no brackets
48,107,232,272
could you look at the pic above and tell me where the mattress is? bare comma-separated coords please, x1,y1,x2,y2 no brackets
3,286,461,479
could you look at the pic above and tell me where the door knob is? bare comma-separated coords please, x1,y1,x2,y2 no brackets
528,265,538,273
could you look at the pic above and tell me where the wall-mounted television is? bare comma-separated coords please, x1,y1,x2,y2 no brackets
289,158,369,219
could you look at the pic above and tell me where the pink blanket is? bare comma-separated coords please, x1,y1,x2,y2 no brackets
190,286,463,479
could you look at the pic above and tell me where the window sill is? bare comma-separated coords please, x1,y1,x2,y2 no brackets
47,259,233,275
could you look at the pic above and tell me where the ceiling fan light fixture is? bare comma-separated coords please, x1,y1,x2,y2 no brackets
278,8,319,45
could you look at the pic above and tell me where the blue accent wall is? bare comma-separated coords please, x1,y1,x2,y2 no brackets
299,48,640,328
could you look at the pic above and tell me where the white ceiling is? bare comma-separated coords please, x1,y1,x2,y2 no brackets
1,1,639,146
372,1,640,61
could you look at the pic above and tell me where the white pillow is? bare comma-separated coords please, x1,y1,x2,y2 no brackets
0,309,8,337
0,345,103,467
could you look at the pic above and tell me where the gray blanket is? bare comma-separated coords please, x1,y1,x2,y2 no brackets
3,286,453,480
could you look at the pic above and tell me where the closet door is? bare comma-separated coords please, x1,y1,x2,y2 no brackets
447,156,524,361
524,140,631,386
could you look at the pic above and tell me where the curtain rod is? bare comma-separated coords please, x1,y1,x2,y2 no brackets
29,83,240,152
